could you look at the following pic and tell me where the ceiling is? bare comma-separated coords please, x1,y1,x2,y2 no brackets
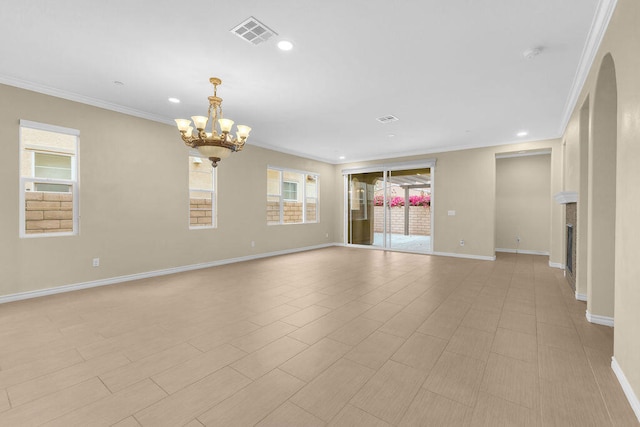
0,0,604,164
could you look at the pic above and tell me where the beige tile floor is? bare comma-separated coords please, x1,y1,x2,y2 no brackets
0,247,637,426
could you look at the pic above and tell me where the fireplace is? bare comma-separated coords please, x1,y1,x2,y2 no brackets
565,203,577,292
555,192,578,292
566,224,574,274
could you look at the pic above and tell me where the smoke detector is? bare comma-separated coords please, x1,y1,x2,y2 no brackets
376,115,399,124
231,17,277,45
523,47,543,60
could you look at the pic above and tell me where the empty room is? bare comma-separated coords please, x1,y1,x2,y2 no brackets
1,1,639,426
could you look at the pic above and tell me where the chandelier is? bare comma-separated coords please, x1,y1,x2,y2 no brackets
174,77,251,167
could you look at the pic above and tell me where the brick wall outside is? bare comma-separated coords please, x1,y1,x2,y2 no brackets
373,206,431,236
190,198,213,227
267,201,317,224
24,191,73,234
306,202,317,222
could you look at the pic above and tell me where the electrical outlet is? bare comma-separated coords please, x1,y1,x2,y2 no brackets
516,236,521,242
251,241,255,248
92,258,100,267
325,233,329,238
459,240,465,246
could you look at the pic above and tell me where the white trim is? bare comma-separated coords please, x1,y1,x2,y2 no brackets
495,149,552,159
0,243,336,305
432,252,496,261
250,140,336,164
3,77,174,125
342,159,436,175
343,175,349,244
576,292,587,301
496,248,550,256
558,0,618,136
549,261,564,269
334,138,556,166
611,357,640,424
430,166,435,253
19,119,80,136
554,191,579,204
585,310,614,327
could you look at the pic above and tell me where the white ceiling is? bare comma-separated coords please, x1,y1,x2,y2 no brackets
0,0,606,164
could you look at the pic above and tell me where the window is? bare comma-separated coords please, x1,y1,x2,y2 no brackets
20,120,79,237
189,155,216,228
267,167,319,225
283,181,298,201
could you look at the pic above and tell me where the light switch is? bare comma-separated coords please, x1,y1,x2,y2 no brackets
448,210,456,216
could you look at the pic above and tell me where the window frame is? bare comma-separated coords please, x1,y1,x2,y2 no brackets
282,181,298,201
267,166,319,225
188,151,217,230
19,120,80,238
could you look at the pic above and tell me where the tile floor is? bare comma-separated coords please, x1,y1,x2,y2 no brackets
0,247,637,426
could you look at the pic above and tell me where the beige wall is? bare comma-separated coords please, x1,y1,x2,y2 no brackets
495,154,551,253
0,84,335,297
561,0,640,408
335,139,562,262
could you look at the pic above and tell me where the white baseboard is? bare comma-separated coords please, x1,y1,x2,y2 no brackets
585,310,614,327
432,252,496,261
575,292,587,301
495,248,550,256
0,243,336,305
612,357,640,424
549,261,564,269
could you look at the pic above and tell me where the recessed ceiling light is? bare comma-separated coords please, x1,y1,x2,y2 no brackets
113,81,124,86
168,97,180,104
338,156,346,160
388,134,396,138
277,40,293,51
517,131,528,137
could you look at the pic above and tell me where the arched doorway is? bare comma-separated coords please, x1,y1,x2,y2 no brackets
586,53,617,325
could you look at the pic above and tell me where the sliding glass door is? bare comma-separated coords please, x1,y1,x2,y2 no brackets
346,164,433,254
386,168,431,252
347,171,384,247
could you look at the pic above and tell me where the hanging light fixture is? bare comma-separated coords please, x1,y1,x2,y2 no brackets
175,77,251,167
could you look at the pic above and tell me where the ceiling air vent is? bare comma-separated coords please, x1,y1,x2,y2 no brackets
376,115,399,124
230,17,277,45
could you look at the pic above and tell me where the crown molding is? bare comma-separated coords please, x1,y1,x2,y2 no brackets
558,0,618,135
0,74,175,126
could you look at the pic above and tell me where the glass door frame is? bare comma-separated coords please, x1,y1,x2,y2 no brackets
343,159,436,254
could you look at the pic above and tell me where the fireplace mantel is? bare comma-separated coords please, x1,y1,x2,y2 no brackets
554,191,578,204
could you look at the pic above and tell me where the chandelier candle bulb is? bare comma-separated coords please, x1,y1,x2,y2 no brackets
191,116,208,130
175,76,251,167
175,119,191,132
237,125,251,139
218,118,234,133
